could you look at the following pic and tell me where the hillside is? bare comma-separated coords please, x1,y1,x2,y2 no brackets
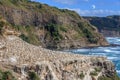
0,0,108,49
84,15,120,37
0,17,119,80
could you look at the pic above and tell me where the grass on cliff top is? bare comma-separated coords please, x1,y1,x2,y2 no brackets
13,25,40,45
0,0,81,17
0,0,100,46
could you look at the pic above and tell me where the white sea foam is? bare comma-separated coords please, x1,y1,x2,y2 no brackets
107,57,118,60
117,70,120,73
117,39,120,42
76,49,89,52
69,37,120,76
104,49,112,52
91,53,106,56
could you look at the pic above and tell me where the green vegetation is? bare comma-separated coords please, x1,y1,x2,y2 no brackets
90,67,102,76
0,70,16,80
0,20,4,34
79,72,85,79
59,26,67,32
94,67,102,72
0,0,107,48
98,73,120,80
28,71,40,80
90,71,98,76
84,15,120,31
13,25,40,45
0,17,10,35
78,22,98,43
45,23,63,41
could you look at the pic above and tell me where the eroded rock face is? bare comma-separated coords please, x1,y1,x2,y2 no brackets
0,1,109,49
0,35,117,80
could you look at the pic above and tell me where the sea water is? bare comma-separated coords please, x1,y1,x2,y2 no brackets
68,37,120,76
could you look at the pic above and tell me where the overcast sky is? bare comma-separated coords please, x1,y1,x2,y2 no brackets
32,0,120,17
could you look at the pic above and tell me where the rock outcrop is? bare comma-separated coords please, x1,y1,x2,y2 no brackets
0,0,108,49
0,25,119,80
0,35,118,80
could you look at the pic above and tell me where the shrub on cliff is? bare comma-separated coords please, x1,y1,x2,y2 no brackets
0,70,16,80
98,73,120,80
28,71,40,80
0,0,108,49
79,72,85,79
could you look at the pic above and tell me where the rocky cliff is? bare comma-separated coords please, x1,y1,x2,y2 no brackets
84,15,120,37
0,18,119,80
0,0,108,49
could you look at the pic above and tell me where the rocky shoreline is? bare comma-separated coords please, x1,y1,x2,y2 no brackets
0,19,119,79
0,35,118,80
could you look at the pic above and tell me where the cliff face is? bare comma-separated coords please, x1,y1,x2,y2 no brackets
0,0,108,49
84,15,120,37
0,17,119,80
0,30,118,80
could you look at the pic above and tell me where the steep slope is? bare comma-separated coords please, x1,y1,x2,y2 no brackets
0,0,108,49
84,15,120,37
0,17,119,80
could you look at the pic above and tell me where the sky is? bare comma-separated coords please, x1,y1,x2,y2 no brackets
32,0,120,17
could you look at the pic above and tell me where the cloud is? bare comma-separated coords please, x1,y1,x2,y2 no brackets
53,0,76,5
92,5,96,9
53,0,89,5
67,8,120,16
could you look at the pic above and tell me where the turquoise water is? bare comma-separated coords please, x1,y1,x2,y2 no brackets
68,37,120,76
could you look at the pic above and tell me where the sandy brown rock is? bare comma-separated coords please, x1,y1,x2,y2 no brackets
0,35,116,80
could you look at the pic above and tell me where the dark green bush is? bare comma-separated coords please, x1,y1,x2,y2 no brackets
19,34,29,42
78,22,98,43
28,71,40,80
0,70,16,80
36,4,42,8
79,72,85,79
0,21,5,34
45,23,63,40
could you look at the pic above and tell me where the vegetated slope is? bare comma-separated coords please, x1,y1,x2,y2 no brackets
0,0,108,49
0,17,119,80
84,15,120,37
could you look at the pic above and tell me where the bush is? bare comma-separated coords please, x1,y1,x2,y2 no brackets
94,67,101,72
0,70,16,80
78,22,98,43
90,71,98,76
13,25,40,45
28,71,40,80
19,34,29,42
0,21,5,34
36,4,42,8
79,72,85,79
98,73,120,80
19,33,40,45
45,23,63,40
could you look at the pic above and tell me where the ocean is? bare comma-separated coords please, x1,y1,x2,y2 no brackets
67,37,120,76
